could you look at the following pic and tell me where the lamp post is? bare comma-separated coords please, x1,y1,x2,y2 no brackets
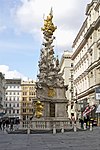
74,89,78,122
27,101,35,134
73,89,78,132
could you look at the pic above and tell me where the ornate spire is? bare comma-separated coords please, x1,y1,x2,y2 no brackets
41,8,57,37
37,9,64,88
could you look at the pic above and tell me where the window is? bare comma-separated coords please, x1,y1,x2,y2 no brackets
50,103,55,117
23,97,25,101
17,103,19,107
9,98,11,101
90,71,93,77
29,109,32,113
29,98,31,101
71,74,73,78
17,110,19,114
9,110,11,114
71,63,73,67
23,103,26,107
71,104,73,109
23,92,27,95
23,109,26,113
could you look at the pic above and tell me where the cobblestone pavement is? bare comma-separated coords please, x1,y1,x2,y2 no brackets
0,127,100,150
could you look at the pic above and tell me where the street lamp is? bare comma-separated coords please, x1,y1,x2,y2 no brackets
74,89,78,122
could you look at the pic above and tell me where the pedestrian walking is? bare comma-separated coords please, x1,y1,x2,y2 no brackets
10,121,13,131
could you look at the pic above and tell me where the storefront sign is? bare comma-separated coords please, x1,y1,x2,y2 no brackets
95,87,100,100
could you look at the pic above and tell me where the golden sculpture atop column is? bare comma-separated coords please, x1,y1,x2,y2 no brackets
41,8,57,36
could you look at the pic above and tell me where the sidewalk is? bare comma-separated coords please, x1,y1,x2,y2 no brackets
0,127,100,150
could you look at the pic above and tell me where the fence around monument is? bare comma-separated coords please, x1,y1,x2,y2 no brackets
21,119,72,130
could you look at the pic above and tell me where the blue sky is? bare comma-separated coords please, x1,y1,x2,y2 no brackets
0,0,91,80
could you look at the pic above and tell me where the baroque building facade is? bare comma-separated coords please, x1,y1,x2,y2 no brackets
0,72,6,115
20,80,36,128
60,51,74,119
72,0,100,119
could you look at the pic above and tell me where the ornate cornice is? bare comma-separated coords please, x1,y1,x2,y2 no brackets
72,19,87,48
86,0,98,15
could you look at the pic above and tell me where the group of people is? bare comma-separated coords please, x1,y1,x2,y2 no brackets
70,113,95,129
0,117,19,131
79,115,94,128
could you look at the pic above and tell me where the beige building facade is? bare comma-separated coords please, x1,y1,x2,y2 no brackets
20,80,36,128
72,0,100,119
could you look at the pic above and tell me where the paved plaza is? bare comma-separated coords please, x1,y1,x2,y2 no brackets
0,127,100,150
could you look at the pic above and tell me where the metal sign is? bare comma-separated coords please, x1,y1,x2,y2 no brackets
96,105,100,113
95,87,100,100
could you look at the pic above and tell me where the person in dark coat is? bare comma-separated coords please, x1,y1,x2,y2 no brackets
79,118,84,128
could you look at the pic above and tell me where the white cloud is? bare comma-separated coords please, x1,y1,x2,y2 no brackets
0,65,28,80
12,0,91,50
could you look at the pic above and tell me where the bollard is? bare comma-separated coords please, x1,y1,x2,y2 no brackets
27,128,30,134
53,124,56,134
83,123,86,130
74,123,77,132
90,123,93,131
61,124,64,133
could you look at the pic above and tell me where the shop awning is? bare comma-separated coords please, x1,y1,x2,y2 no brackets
0,112,5,117
96,105,100,113
83,105,95,116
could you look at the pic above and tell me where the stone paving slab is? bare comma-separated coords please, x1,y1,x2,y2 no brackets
0,127,100,150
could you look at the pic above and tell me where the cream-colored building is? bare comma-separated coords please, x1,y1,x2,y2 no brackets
72,0,100,119
21,80,36,128
60,51,74,119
